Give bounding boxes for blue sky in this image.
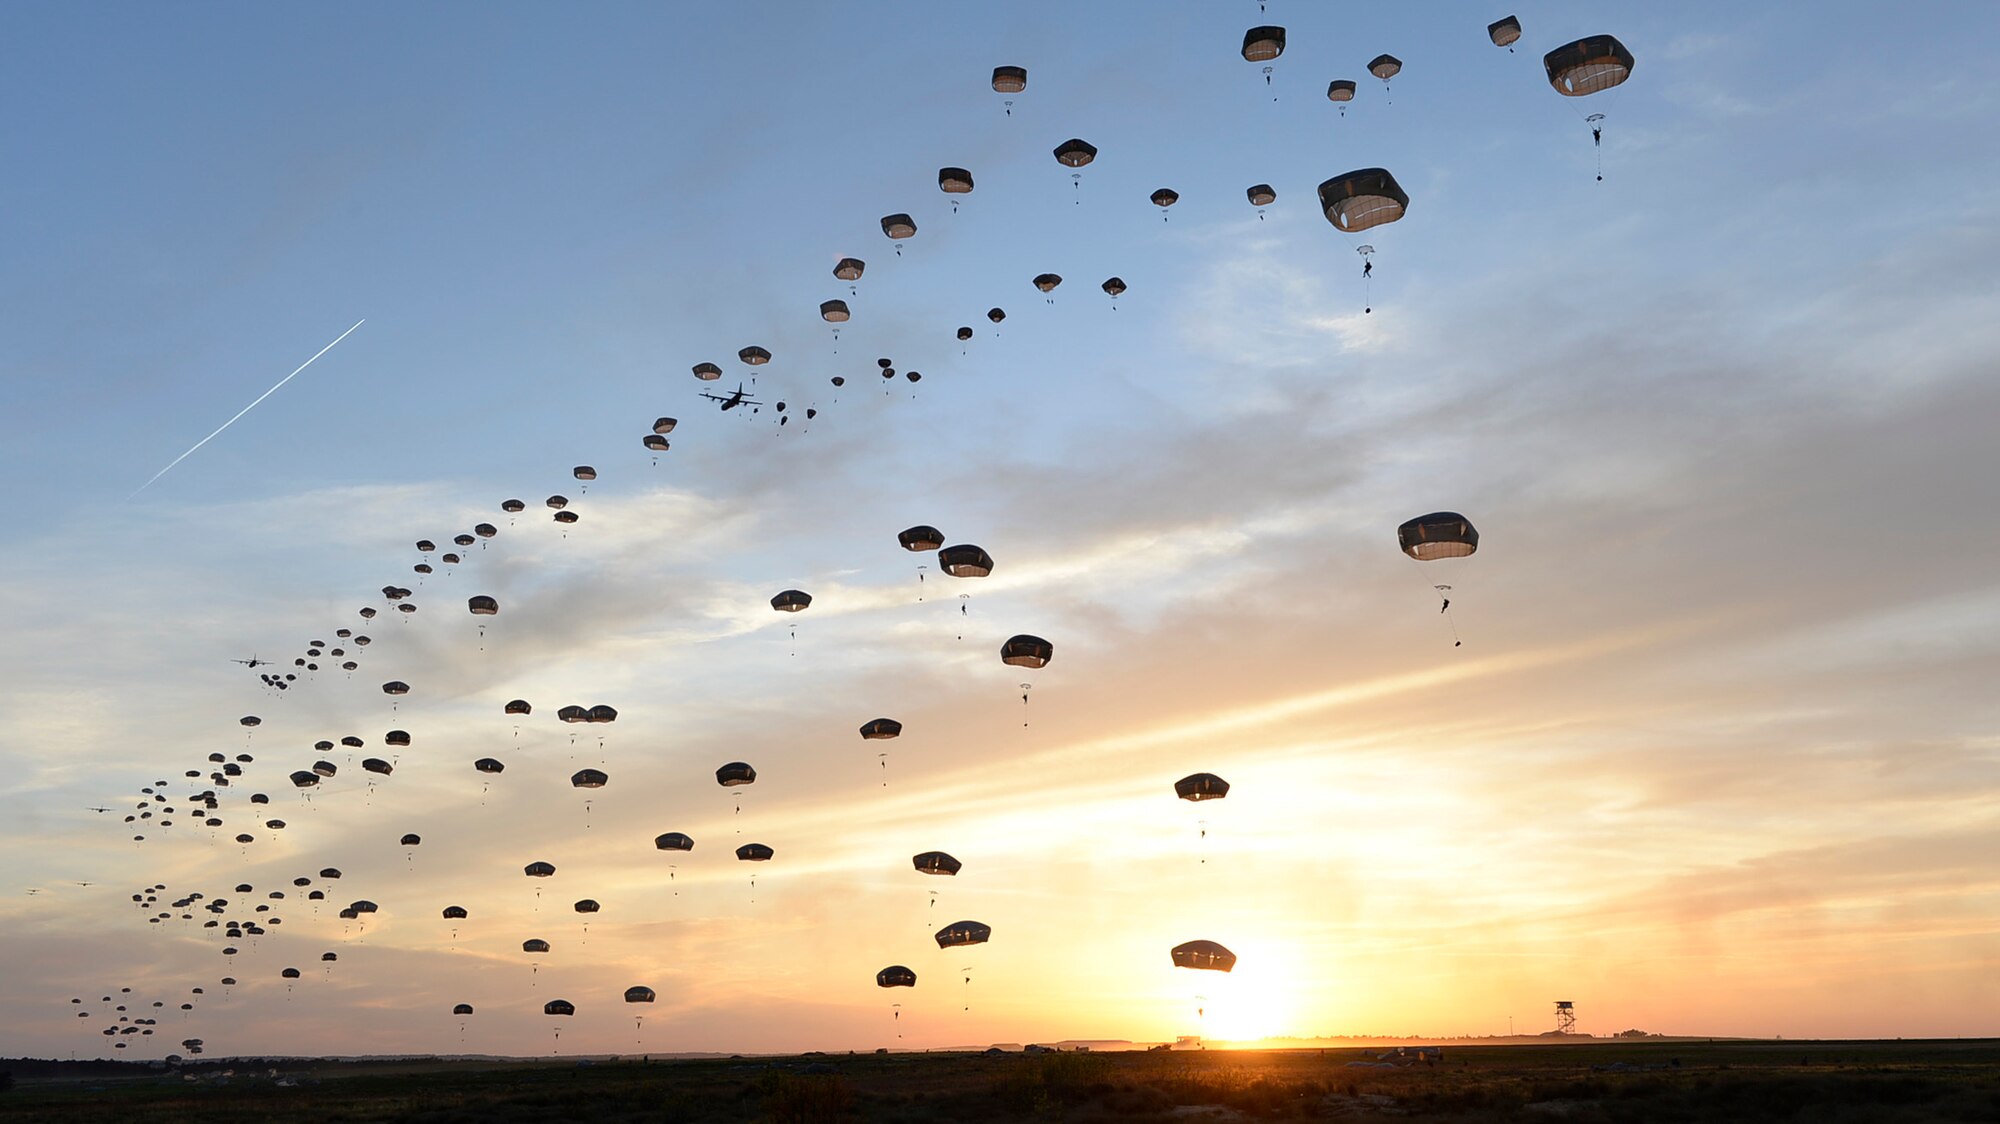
[5,2,2000,1058]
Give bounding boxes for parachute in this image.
[1247,184,1276,207]
[380,681,409,696]
[624,986,655,1003]
[442,906,468,919]
[1151,187,1180,220]
[1053,139,1097,167]
[543,999,573,1016]
[913,851,962,876]
[934,920,991,948]
[505,699,532,716]
[1397,512,1478,559]
[1000,635,1054,668]
[1327,79,1357,103]
[501,499,525,513]
[523,939,550,953]
[1101,277,1127,299]
[1171,940,1237,972]
[1242,25,1285,63]
[819,299,850,323]
[1489,15,1522,49]
[859,718,903,740]
[738,346,771,366]
[957,326,974,342]
[453,1003,474,1015]
[652,417,677,435]
[877,966,916,988]
[572,465,596,481]
[1368,54,1402,81]
[654,832,694,851]
[736,843,774,861]
[1175,773,1231,801]
[1032,274,1062,303]
[938,544,994,577]
[366,760,394,776]
[692,362,722,381]
[239,715,261,728]
[991,65,1026,93]
[987,307,1006,324]
[881,213,917,240]
[1544,34,1634,96]
[573,899,600,914]
[643,434,669,453]
[716,762,757,786]
[1318,169,1408,232]
[770,590,812,612]
[524,861,556,877]
[899,525,944,552]
[938,167,974,195]
[570,769,608,789]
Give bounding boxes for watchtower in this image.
[1554,1000,1577,1035]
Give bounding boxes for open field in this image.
[6,1040,2000,1122]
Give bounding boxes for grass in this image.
[5,1040,2000,1122]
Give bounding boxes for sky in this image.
[4,0,2000,1059]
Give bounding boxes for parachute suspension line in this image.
[1357,245,1376,314]
[916,564,927,601]
[1403,556,1463,648]
[962,966,974,1011]
[1072,173,1081,204]
[956,593,971,640]
[1588,114,1606,181]
[879,751,889,787]
[1020,683,1033,727]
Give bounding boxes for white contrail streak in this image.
[131,319,365,497]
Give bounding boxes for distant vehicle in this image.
[700,383,762,412]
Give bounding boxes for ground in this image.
[5,1040,2000,1122]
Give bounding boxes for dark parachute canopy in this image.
[738,346,771,366]
[524,861,556,877]
[1397,512,1479,560]
[1150,187,1180,209]
[1544,34,1634,96]
[1368,53,1402,80]
[1241,25,1285,62]
[956,326,974,341]
[573,899,600,914]
[543,999,574,1016]
[736,843,774,861]
[938,167,973,194]
[1032,273,1062,293]
[1175,773,1231,801]
[281,968,301,979]
[859,718,903,740]
[523,939,550,953]
[474,757,505,774]
[1101,277,1127,298]
[1327,79,1356,102]
[365,759,394,776]
[692,361,723,381]
[880,213,917,240]
[289,771,319,789]
[588,704,619,723]
[819,299,850,323]
[716,762,757,786]
[938,544,994,577]
[385,730,411,747]
[1001,635,1054,668]
[833,257,865,282]
[877,966,917,988]
[913,851,962,876]
[453,1003,474,1015]
[239,715,261,728]
[991,65,1026,93]
[1488,15,1522,48]
[501,498,526,513]
[1171,940,1238,972]
[654,832,694,851]
[1318,168,1408,232]
[624,986,656,1003]
[442,905,468,919]
[987,307,1006,323]
[643,434,669,452]
[898,525,944,552]
[1053,139,1097,168]
[572,465,596,481]
[381,681,409,697]
[652,417,677,435]
[468,595,499,616]
[1247,184,1276,207]
[770,589,812,612]
[934,920,992,948]
[571,769,608,789]
[505,699,532,715]
[558,705,589,723]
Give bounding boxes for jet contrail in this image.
[131,319,365,497]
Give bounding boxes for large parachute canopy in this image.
[692,362,722,381]
[467,595,499,617]
[880,214,917,240]
[770,589,812,612]
[543,999,574,1016]
[1488,15,1522,48]
[570,769,608,789]
[624,986,656,1003]
[655,832,694,851]
[524,861,556,878]
[833,257,866,282]
[877,966,916,988]
[935,920,992,948]
[938,167,974,194]
[1171,940,1238,972]
[1175,773,1231,801]
[819,299,850,323]
[1318,168,1408,232]
[442,906,468,919]
[1247,184,1276,206]
[899,525,944,552]
[1397,512,1479,559]
[716,762,757,787]
[1544,34,1634,96]
[736,843,774,861]
[1368,54,1402,80]
[860,718,903,740]
[1053,139,1097,168]
[938,544,994,577]
[1241,26,1285,62]
[738,346,771,366]
[913,851,962,876]
[1001,635,1054,668]
[1327,79,1357,102]
[505,699,533,716]
[474,757,505,774]
[991,65,1026,93]
[453,1003,474,1015]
